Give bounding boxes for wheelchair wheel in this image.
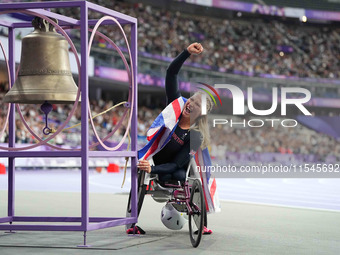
[188,179,205,248]
[126,171,147,228]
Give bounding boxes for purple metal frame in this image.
[0,1,138,246]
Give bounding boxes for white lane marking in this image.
[216,186,340,199]
[218,193,340,207]
[220,199,340,213]
[318,179,340,185]
[216,179,340,194]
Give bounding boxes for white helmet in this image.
[161,203,187,230]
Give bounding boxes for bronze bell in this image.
[3,17,80,104]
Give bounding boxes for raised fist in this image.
[187,42,203,55]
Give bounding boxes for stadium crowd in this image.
[210,118,340,162]
[1,1,339,79]
[54,1,340,79]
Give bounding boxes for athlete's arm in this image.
[165,43,203,105]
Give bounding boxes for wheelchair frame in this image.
[127,156,206,248]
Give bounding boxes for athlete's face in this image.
[182,94,202,123]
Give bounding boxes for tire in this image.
[188,179,205,248]
[126,171,147,229]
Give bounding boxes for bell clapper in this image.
[40,101,53,135]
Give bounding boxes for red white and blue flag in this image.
[138,96,187,160]
[195,148,221,213]
[138,96,220,213]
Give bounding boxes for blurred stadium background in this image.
[0,0,340,210]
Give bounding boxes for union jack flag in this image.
[138,96,220,213]
[195,148,221,213]
[138,96,187,160]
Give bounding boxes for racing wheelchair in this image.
[126,156,206,248]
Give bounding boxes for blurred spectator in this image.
[55,1,340,79]
[3,1,340,78]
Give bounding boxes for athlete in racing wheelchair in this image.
[126,42,214,247]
